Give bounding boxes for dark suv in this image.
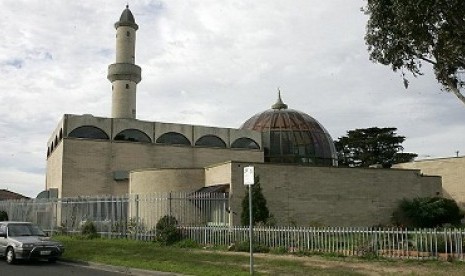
[0,221,64,264]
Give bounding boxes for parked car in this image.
[0,221,64,264]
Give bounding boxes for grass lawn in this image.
[55,236,465,275]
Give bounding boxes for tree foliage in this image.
[335,127,417,168]
[156,215,181,245]
[392,197,464,228]
[241,176,271,226]
[363,0,465,104]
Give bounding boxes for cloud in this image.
[1,0,465,197]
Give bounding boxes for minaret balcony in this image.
[107,63,142,83]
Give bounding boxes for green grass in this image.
[55,236,465,276]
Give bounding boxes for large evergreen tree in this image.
[335,127,417,168]
[241,176,271,226]
[363,0,465,104]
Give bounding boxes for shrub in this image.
[173,239,199,248]
[241,175,272,226]
[0,211,8,221]
[392,197,464,228]
[81,221,99,239]
[155,215,180,245]
[234,241,270,253]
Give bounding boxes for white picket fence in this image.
[180,226,465,261]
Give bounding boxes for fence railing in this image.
[180,226,465,261]
[0,192,229,233]
[1,195,465,261]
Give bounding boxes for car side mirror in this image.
[0,233,6,238]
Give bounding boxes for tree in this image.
[392,197,464,228]
[335,127,417,168]
[363,0,465,104]
[241,176,271,226]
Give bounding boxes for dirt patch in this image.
[201,250,465,275]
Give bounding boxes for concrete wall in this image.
[45,142,64,198]
[205,162,232,186]
[51,138,263,197]
[45,114,264,197]
[130,168,205,193]
[225,162,441,227]
[394,157,465,209]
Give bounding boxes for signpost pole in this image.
[243,165,255,276]
[249,184,253,276]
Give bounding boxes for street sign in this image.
[243,166,255,185]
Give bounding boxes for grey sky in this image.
[1,0,464,197]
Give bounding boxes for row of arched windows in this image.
[47,126,260,157]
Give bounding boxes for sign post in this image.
[243,166,255,275]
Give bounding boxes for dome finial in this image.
[272,88,288,110]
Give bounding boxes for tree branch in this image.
[419,56,437,65]
[446,79,465,105]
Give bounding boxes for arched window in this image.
[156,132,191,146]
[114,129,151,143]
[231,137,260,149]
[69,126,109,140]
[195,135,226,148]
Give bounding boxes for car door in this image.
[0,224,7,256]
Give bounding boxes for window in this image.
[231,137,260,149]
[114,129,151,143]
[156,132,191,146]
[195,135,226,148]
[126,84,129,89]
[69,126,109,140]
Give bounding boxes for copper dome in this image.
[241,92,337,166]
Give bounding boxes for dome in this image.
[240,92,337,166]
[115,5,139,30]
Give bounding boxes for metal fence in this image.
[1,194,465,261]
[0,192,229,235]
[180,226,465,261]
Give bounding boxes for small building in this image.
[0,189,29,201]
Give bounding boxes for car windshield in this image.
[8,224,46,237]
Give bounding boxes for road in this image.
[0,260,127,275]
[0,259,182,275]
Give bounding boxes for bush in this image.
[0,211,8,221]
[173,239,199,248]
[234,241,270,253]
[241,175,272,226]
[155,215,180,245]
[81,221,99,239]
[392,197,464,228]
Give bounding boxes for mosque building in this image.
[44,6,441,227]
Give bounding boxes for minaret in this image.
[107,5,141,119]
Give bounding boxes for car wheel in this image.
[6,247,15,264]
[48,257,57,263]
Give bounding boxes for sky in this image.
[1,0,464,197]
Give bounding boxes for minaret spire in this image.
[107,5,141,119]
[271,88,288,110]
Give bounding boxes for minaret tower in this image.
[107,5,141,119]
